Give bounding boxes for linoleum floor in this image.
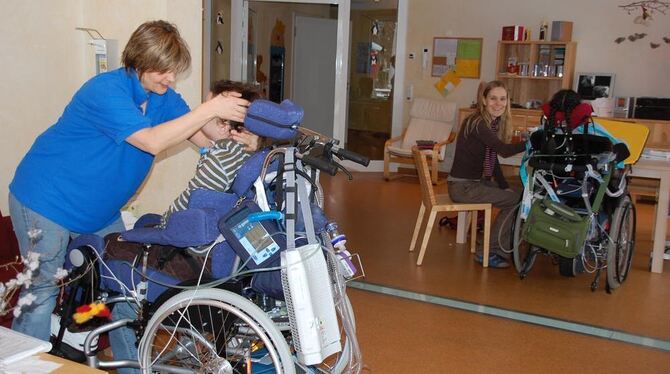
[321,172,670,373]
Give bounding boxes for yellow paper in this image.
[434,70,461,96]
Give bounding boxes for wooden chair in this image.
[409,147,492,267]
[384,97,456,184]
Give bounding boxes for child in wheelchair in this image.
[514,89,636,292]
[54,94,367,373]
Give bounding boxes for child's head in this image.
[543,89,592,130]
[203,80,261,140]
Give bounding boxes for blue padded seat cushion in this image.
[244,99,303,140]
[188,189,239,218]
[120,208,220,247]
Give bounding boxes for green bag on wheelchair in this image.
[522,198,590,258]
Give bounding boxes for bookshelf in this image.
[495,40,577,106]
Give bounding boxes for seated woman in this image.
[448,80,526,268]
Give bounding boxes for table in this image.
[12,353,106,373]
[495,155,670,273]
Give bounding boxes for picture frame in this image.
[574,72,615,100]
[431,37,483,78]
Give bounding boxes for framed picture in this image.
[432,37,483,78]
[574,72,615,100]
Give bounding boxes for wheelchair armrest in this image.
[121,208,220,248]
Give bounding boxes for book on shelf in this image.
[502,25,525,41]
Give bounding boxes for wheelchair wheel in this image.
[606,195,636,289]
[512,208,537,277]
[138,288,294,374]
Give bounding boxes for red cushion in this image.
[541,102,594,130]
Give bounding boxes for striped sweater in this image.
[161,139,251,227]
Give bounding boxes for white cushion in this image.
[388,145,444,160]
[400,117,453,159]
[409,98,457,123]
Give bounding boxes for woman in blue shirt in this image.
[7,20,258,351]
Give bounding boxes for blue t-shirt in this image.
[10,68,190,233]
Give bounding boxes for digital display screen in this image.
[225,205,280,265]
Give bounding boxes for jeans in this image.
[109,302,141,374]
[8,193,125,340]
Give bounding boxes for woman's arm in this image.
[189,130,213,148]
[126,93,248,155]
[476,121,526,157]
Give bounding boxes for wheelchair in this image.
[49,99,370,373]
[511,118,640,292]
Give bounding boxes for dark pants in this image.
[447,180,520,259]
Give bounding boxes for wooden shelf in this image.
[496,74,564,80]
[495,40,577,105]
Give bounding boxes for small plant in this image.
[0,228,72,319]
[0,228,42,318]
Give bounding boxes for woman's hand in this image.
[206,91,249,123]
[231,128,260,152]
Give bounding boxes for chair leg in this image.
[383,149,391,180]
[416,209,437,265]
[456,211,471,244]
[431,153,439,184]
[482,208,492,268]
[470,210,478,254]
[409,203,426,252]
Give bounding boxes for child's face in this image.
[202,118,233,141]
[201,91,235,141]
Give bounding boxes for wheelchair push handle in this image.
[300,154,339,176]
[332,146,370,167]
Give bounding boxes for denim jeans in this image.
[8,193,125,340]
[109,302,141,374]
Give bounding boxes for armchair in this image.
[383,97,457,184]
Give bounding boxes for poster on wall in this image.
[431,37,482,78]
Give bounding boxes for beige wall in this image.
[0,1,203,215]
[403,0,670,121]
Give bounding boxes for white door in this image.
[291,16,337,138]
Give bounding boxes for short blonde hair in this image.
[122,20,191,76]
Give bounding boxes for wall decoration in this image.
[271,20,286,47]
[215,41,223,55]
[619,1,669,25]
[616,1,669,48]
[216,11,224,25]
[434,70,461,97]
[431,37,482,79]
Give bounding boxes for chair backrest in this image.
[413,147,437,208]
[402,98,456,157]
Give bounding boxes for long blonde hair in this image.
[461,80,512,139]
